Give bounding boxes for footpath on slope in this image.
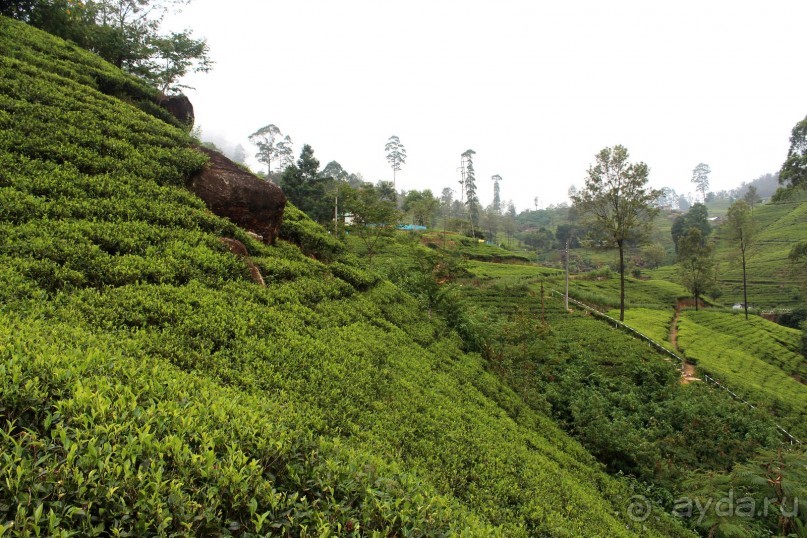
[670,301,700,384]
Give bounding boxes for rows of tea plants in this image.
[676,310,807,439]
[605,307,677,351]
[0,17,691,536]
[569,275,688,309]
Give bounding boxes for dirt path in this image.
[670,302,700,384]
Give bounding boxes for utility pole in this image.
[334,189,339,235]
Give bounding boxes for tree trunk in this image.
[618,240,625,322]
[742,246,748,320]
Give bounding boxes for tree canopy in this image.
[779,114,807,190]
[572,145,659,321]
[671,203,710,253]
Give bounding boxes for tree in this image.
[346,183,400,260]
[231,143,246,165]
[402,190,439,227]
[671,203,711,253]
[279,144,331,222]
[275,135,294,171]
[572,145,660,321]
[725,200,756,320]
[461,149,479,234]
[691,163,711,202]
[743,185,761,210]
[504,201,516,246]
[491,174,503,213]
[677,228,715,310]
[249,124,280,173]
[384,135,406,189]
[249,124,293,175]
[321,161,349,234]
[779,114,807,190]
[136,29,212,94]
[642,242,666,269]
[439,188,454,226]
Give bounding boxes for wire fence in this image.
[552,289,802,446]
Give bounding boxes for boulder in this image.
[189,147,287,244]
[159,94,195,127]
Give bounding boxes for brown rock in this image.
[159,94,195,127]
[189,147,287,244]
[219,237,265,286]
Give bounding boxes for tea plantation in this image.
[1,17,697,536]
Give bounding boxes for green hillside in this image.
[710,195,807,308]
[0,17,694,537]
[676,310,807,439]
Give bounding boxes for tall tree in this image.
[384,135,406,189]
[275,135,295,171]
[491,174,503,213]
[440,187,454,231]
[691,163,711,202]
[249,124,280,174]
[743,185,760,210]
[725,200,756,320]
[462,149,479,234]
[572,145,660,321]
[779,114,807,190]
[677,227,715,310]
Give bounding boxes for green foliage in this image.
[676,310,807,439]
[344,183,401,260]
[779,114,807,191]
[677,227,717,307]
[279,144,333,223]
[671,203,711,253]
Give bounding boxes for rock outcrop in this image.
[159,94,195,127]
[189,147,287,244]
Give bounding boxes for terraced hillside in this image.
[676,310,807,440]
[0,17,693,536]
[711,195,807,308]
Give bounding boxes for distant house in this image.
[397,224,427,231]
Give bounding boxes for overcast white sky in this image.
[165,0,807,211]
